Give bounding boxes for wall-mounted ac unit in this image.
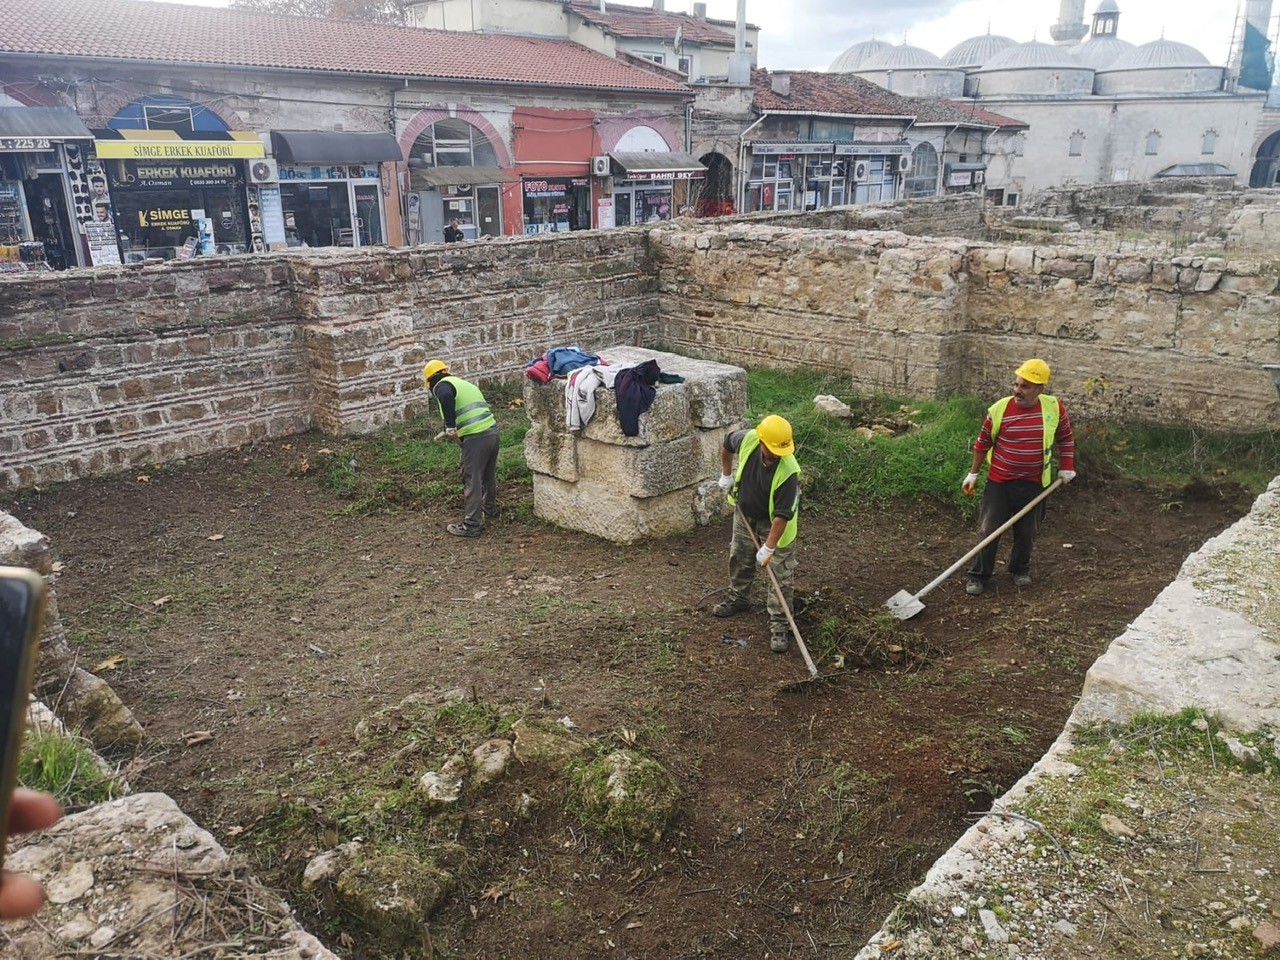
[591,155,611,177]
[248,159,279,185]
[852,160,869,182]
[973,169,986,185]
[897,154,911,173]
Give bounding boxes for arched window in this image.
[1201,129,1217,155]
[1145,130,1161,156]
[411,118,498,168]
[903,142,939,198]
[1068,130,1085,157]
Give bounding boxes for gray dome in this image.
[1095,0,1120,12]
[1104,37,1211,70]
[981,39,1090,70]
[943,33,1017,68]
[829,39,894,72]
[859,43,946,70]
[1072,35,1135,69]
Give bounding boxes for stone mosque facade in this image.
[829,0,1275,198]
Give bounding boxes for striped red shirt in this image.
[974,398,1075,483]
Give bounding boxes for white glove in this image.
[962,472,980,495]
[756,544,775,567]
[717,473,733,491]
[445,427,459,442]
[1059,470,1076,484]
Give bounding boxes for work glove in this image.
[717,473,733,491]
[756,544,775,567]
[962,472,980,496]
[445,427,459,442]
[1059,470,1076,484]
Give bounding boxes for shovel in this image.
[884,478,1064,621]
[735,507,821,686]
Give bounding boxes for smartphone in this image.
[0,566,46,868]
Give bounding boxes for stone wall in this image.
[0,231,655,489]
[737,193,988,241]
[1011,179,1247,238]
[651,221,1280,429]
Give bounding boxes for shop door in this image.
[476,187,500,237]
[352,182,384,246]
[24,174,77,269]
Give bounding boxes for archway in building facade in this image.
[697,151,734,217]
[1250,128,1280,187]
[405,114,508,241]
[904,142,940,198]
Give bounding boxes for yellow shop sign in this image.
[96,140,265,160]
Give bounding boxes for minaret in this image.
[1229,0,1274,90]
[1050,0,1088,44]
[1090,0,1120,37]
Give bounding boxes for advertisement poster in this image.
[83,221,121,266]
[596,197,614,230]
[257,185,287,247]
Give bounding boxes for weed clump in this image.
[566,749,680,844]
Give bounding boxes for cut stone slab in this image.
[336,854,454,955]
[596,346,748,429]
[512,716,588,765]
[533,472,718,544]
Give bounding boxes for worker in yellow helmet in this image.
[422,359,500,538]
[712,414,801,653]
[961,358,1076,595]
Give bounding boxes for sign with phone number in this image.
[0,137,53,151]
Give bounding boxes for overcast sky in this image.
[137,0,1243,71]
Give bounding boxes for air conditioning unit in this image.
[591,155,612,177]
[897,154,911,173]
[248,159,279,185]
[973,169,986,185]
[852,160,869,182]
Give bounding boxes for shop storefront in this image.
[607,151,706,227]
[270,131,403,249]
[93,127,265,262]
[0,106,99,271]
[745,141,910,212]
[521,177,591,234]
[407,166,510,244]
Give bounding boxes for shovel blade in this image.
[884,589,925,620]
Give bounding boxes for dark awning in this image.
[0,107,93,148]
[409,166,515,190]
[946,161,988,172]
[610,151,706,180]
[1154,163,1236,178]
[270,130,403,164]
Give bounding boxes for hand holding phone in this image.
[0,566,62,920]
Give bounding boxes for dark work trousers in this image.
[459,425,500,531]
[968,478,1046,581]
[727,510,797,638]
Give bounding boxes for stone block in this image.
[524,422,578,482]
[579,382,690,447]
[533,473,715,543]
[596,346,747,428]
[576,427,727,499]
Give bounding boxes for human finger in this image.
[0,870,46,919]
[7,790,61,835]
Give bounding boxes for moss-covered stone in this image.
[568,749,680,843]
[511,717,588,766]
[335,854,454,953]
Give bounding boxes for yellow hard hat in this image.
[1015,358,1050,385]
[422,359,449,385]
[756,414,794,457]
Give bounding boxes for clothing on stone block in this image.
[614,359,661,436]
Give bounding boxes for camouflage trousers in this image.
[727,510,797,637]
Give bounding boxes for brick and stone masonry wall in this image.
[739,193,988,241]
[651,221,1280,429]
[0,230,657,489]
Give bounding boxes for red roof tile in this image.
[565,1,745,45]
[943,100,1029,129]
[751,69,920,117]
[0,0,691,94]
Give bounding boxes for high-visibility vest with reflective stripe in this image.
[727,429,801,548]
[988,394,1060,487]
[437,376,496,437]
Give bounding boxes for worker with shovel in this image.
[423,359,500,538]
[712,415,801,653]
[961,358,1075,595]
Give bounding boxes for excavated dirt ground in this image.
[3,436,1250,959]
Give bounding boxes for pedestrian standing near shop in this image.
[423,359,500,538]
[443,219,464,243]
[712,415,801,653]
[961,358,1076,595]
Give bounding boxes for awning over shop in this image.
[270,130,403,165]
[610,151,706,180]
[0,107,93,150]
[1154,163,1236,178]
[92,128,265,160]
[409,166,515,190]
[945,161,988,172]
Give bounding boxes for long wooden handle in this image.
[914,477,1064,602]
[736,508,819,679]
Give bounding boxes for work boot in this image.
[447,523,482,538]
[770,632,790,653]
[1012,572,1033,588]
[712,596,750,617]
[965,577,985,596]
[484,506,502,519]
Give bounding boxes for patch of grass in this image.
[18,727,120,810]
[1074,422,1280,495]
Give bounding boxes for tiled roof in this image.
[752,69,922,117]
[0,0,691,94]
[941,100,1029,129]
[565,1,742,45]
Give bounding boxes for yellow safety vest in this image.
[727,430,801,548]
[988,394,1060,487]
[436,376,496,437]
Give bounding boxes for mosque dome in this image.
[1104,37,1211,70]
[1071,34,1135,69]
[943,33,1018,69]
[859,43,946,70]
[982,39,1085,70]
[829,39,894,72]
